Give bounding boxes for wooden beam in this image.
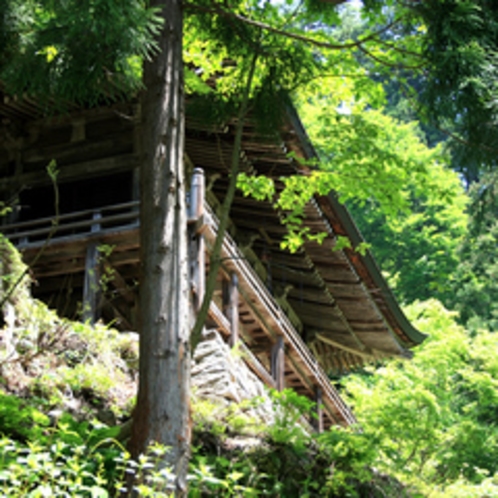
[315,332,376,360]
[314,387,324,433]
[103,262,136,306]
[223,273,239,347]
[101,298,134,331]
[71,117,86,142]
[271,336,285,391]
[0,154,138,190]
[82,242,100,325]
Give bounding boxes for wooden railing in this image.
[203,204,357,427]
[209,300,277,389]
[1,201,139,247]
[2,186,356,427]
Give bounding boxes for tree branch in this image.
[190,50,260,351]
[358,44,425,70]
[185,2,403,52]
[374,37,425,59]
[0,162,60,311]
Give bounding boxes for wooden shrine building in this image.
[0,94,426,430]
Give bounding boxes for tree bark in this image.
[129,0,191,493]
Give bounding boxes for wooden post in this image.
[91,211,102,233]
[132,168,140,202]
[271,336,285,391]
[223,273,239,347]
[189,168,205,221]
[82,242,100,324]
[189,168,205,312]
[314,386,324,433]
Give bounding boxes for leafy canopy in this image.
[0,0,160,104]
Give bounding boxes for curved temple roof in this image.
[287,103,426,348]
[186,101,426,373]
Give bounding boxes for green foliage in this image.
[297,91,449,216]
[237,173,275,202]
[239,82,458,254]
[349,158,468,306]
[448,171,498,331]
[188,388,398,497]
[0,393,49,443]
[0,421,175,497]
[266,388,315,450]
[417,0,498,172]
[0,241,137,419]
[345,299,498,495]
[453,220,498,332]
[0,384,391,497]
[0,0,161,105]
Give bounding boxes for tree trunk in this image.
[130,0,191,493]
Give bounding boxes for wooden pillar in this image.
[189,168,205,313]
[223,273,239,347]
[132,167,140,202]
[82,242,100,325]
[189,167,205,221]
[314,386,324,433]
[271,336,285,391]
[91,211,101,233]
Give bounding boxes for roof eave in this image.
[284,102,427,349]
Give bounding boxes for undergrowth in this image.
[0,236,406,496]
[0,388,405,497]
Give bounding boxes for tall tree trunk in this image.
[130,0,191,493]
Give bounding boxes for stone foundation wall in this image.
[192,330,275,425]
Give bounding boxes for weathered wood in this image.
[82,242,100,325]
[23,131,133,164]
[271,336,285,391]
[7,210,138,242]
[208,300,276,388]
[223,273,239,347]
[189,232,205,313]
[315,332,377,359]
[71,117,86,142]
[189,168,205,221]
[90,211,101,233]
[104,262,136,306]
[1,201,139,232]
[101,298,134,331]
[129,1,190,492]
[203,208,356,425]
[0,154,138,190]
[188,168,206,313]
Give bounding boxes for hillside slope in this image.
[0,236,407,497]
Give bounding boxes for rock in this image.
[192,330,275,425]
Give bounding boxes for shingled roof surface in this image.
[185,102,426,373]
